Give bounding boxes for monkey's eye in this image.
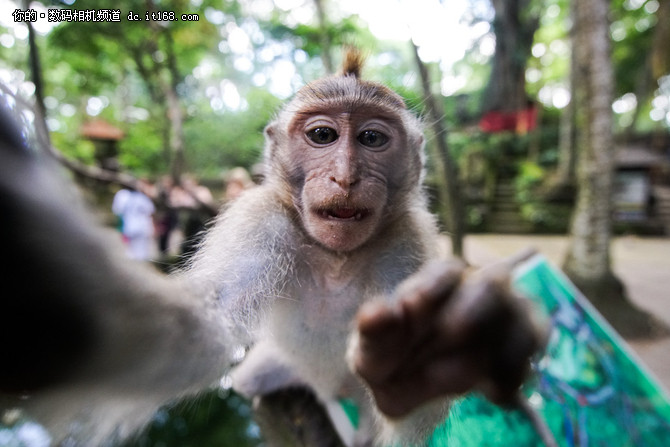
[306,127,338,145]
[358,130,389,148]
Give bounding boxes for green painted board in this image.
[426,254,670,447]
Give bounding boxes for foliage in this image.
[2,0,666,184]
[184,87,282,176]
[525,0,571,101]
[610,0,657,95]
[527,0,669,132]
[285,16,366,60]
[120,117,167,175]
[516,160,545,200]
[515,161,570,233]
[442,90,486,126]
[39,0,238,178]
[119,390,262,447]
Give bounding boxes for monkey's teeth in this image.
[319,208,366,221]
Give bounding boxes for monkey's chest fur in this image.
[231,211,431,402]
[265,251,384,398]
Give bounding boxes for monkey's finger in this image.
[486,303,544,396]
[437,275,513,348]
[356,300,403,338]
[395,259,465,336]
[476,247,538,277]
[478,373,528,407]
[355,260,468,386]
[498,246,537,269]
[369,353,480,418]
[444,246,536,332]
[354,302,407,383]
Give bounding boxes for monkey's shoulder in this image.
[184,186,299,294]
[206,186,299,248]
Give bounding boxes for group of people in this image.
[111,168,254,261]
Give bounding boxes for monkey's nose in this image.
[329,175,358,191]
[329,160,359,190]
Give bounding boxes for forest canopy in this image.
[1,0,667,181]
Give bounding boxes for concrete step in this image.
[490,210,525,220]
[492,202,521,212]
[494,188,516,196]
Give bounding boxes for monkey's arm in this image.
[181,185,297,343]
[348,258,547,444]
[0,115,231,444]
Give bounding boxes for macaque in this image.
[0,50,544,446]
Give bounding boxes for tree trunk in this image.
[411,42,465,257]
[625,0,670,139]
[563,0,664,339]
[23,0,51,152]
[164,29,186,184]
[563,0,615,284]
[140,0,186,184]
[482,0,539,114]
[651,0,670,81]
[16,16,146,194]
[313,0,334,74]
[556,39,577,186]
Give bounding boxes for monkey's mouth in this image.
[316,207,370,222]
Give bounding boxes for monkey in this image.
[0,49,545,446]
[0,100,232,444]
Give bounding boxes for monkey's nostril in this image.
[330,176,358,189]
[330,177,348,190]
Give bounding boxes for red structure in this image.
[479,104,538,134]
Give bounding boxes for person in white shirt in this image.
[112,182,155,260]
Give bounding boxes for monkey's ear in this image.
[264,122,279,153]
[263,121,280,162]
[264,122,276,140]
[409,132,425,153]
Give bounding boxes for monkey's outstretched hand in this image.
[349,255,546,418]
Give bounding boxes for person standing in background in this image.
[170,175,215,259]
[112,179,156,261]
[154,176,179,257]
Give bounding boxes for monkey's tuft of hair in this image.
[341,47,366,79]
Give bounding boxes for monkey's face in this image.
[286,108,412,252]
